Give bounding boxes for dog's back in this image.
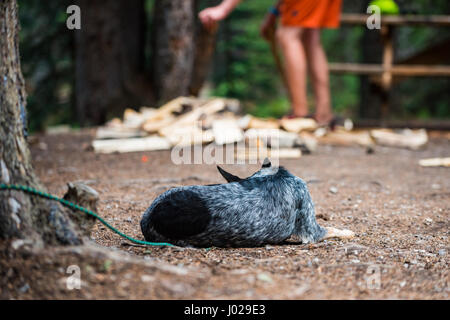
[140,166,301,247]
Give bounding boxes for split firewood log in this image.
[280,118,318,133]
[212,119,244,145]
[370,129,428,150]
[92,136,171,153]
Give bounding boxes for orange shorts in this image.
[280,0,343,29]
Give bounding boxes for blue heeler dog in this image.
[140,159,354,247]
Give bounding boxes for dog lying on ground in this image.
[140,159,354,247]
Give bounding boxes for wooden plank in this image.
[381,25,393,90]
[212,119,244,145]
[143,96,196,124]
[92,136,171,154]
[299,132,319,152]
[245,128,300,148]
[340,14,450,26]
[248,116,280,129]
[280,118,318,133]
[159,98,226,137]
[318,130,374,147]
[329,63,382,75]
[236,147,302,161]
[270,148,302,159]
[96,127,147,139]
[163,125,214,147]
[370,128,428,149]
[419,157,450,167]
[380,24,394,116]
[142,115,176,133]
[390,65,450,76]
[329,63,450,76]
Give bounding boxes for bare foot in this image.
[323,227,355,240]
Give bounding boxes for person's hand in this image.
[260,13,277,41]
[199,6,228,31]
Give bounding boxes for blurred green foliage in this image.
[17,0,450,132]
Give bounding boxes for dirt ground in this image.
[1,129,449,299]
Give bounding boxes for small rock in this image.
[141,275,154,282]
[257,273,273,283]
[38,142,48,151]
[438,249,446,256]
[19,283,30,293]
[11,239,33,250]
[11,239,26,250]
[288,284,310,297]
[399,281,407,288]
[329,187,338,194]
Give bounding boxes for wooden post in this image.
[380,24,393,118]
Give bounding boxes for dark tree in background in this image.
[152,0,196,102]
[75,0,218,126]
[0,0,85,246]
[75,0,153,125]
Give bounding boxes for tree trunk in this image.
[0,0,83,246]
[75,0,219,122]
[152,0,196,103]
[359,0,382,119]
[188,0,220,96]
[75,0,154,126]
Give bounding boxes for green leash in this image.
[0,183,175,247]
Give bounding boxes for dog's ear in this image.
[261,158,271,168]
[217,166,242,183]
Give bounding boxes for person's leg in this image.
[302,28,333,124]
[276,25,308,117]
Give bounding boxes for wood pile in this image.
[92,96,429,159]
[92,96,318,159]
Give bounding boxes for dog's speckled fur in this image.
[140,161,327,247]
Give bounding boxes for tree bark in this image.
[188,0,220,96]
[152,0,196,103]
[75,0,154,126]
[75,0,219,122]
[0,0,84,246]
[188,20,218,96]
